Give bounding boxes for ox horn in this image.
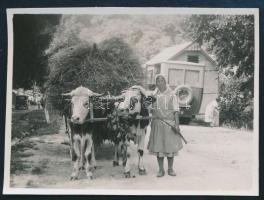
[61,92,72,96]
[114,94,125,100]
[100,94,124,101]
[91,92,103,96]
[111,95,125,101]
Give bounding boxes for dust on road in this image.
[10,123,254,192]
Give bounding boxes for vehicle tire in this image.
[174,85,193,105]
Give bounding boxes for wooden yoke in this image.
[89,101,94,122]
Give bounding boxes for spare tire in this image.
[174,85,193,105]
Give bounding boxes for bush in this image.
[217,74,253,129]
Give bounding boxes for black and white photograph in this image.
[4,8,259,195]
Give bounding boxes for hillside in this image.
[46,14,190,64]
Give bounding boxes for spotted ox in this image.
[116,87,155,177]
[62,86,104,180]
[62,86,123,180]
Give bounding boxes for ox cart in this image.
[61,87,187,180]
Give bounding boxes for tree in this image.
[162,23,181,44]
[45,15,83,56]
[185,15,254,128]
[13,14,61,89]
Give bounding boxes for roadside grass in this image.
[11,109,61,175]
[12,109,60,139]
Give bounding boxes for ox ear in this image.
[99,94,125,102]
[139,90,146,98]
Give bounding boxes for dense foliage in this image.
[186,15,254,128]
[218,74,253,129]
[45,37,143,110]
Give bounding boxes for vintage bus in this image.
[145,41,219,124]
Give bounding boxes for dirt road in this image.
[10,123,254,192]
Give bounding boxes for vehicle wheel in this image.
[174,85,193,105]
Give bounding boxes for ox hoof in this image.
[86,172,94,179]
[139,168,147,175]
[122,160,127,167]
[124,171,131,178]
[113,161,119,167]
[89,166,96,172]
[70,176,78,180]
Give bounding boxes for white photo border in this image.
[4,7,259,196]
